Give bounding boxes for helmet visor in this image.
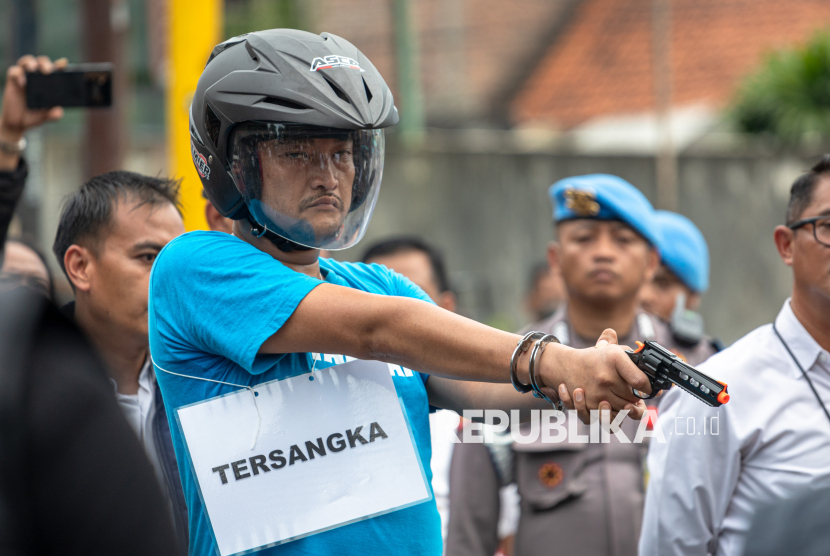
[229,122,385,250]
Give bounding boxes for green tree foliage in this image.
[731,30,830,145]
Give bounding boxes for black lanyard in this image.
[772,323,830,425]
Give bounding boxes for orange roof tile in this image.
[512,0,830,129]
[309,0,574,123]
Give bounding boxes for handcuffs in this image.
[510,331,565,411]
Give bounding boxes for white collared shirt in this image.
[114,359,165,489]
[640,300,830,556]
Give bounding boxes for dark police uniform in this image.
[446,175,713,556]
[447,306,686,556]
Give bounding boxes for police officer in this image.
[447,174,686,556]
[640,210,721,365]
[148,31,652,556]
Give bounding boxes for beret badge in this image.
[564,189,600,217]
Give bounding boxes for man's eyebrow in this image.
[131,241,165,251]
[610,220,635,231]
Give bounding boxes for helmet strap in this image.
[247,217,313,253]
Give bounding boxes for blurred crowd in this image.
[2,49,830,556]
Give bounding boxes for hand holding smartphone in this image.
[25,63,113,109]
[1,55,71,168]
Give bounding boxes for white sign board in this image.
[176,359,431,555]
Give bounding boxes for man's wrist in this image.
[0,124,24,145]
[516,349,532,385]
[537,343,569,390]
[0,125,24,170]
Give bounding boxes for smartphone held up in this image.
[25,63,113,109]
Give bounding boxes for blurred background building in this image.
[3,0,830,342]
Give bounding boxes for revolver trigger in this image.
[633,380,660,400]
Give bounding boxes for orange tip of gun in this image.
[717,390,730,404]
[634,341,645,353]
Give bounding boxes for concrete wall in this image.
[343,147,807,345]
[25,133,809,344]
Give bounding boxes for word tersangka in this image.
[211,422,388,485]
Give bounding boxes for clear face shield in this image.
[229,123,385,250]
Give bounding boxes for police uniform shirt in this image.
[513,304,678,556]
[640,300,830,556]
[447,304,683,556]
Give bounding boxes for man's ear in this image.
[64,244,94,292]
[644,247,660,280]
[547,241,560,275]
[438,291,457,313]
[773,225,795,266]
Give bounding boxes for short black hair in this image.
[53,171,181,276]
[361,236,451,293]
[787,155,830,224]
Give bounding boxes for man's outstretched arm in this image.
[260,283,651,413]
[426,329,646,419]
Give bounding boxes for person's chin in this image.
[644,305,671,321]
[311,221,343,243]
[583,276,622,291]
[581,285,625,303]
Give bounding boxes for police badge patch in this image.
[539,462,564,488]
[564,189,600,217]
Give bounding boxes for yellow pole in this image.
[167,0,223,231]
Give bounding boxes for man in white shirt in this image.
[640,155,830,556]
[52,171,188,553]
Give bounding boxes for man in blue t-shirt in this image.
[150,29,652,556]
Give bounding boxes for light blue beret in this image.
[548,174,662,248]
[653,210,709,293]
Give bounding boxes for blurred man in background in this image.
[448,175,681,556]
[524,260,566,323]
[0,238,53,297]
[361,236,459,540]
[0,288,180,556]
[362,236,457,312]
[0,54,178,556]
[640,210,721,364]
[640,156,830,556]
[52,171,188,554]
[742,485,830,556]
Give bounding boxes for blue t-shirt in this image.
[149,231,442,556]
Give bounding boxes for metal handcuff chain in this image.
[529,334,565,411]
[510,331,545,394]
[773,323,830,426]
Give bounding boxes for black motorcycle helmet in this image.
[190,29,399,251]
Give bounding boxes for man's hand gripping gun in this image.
[626,341,730,407]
